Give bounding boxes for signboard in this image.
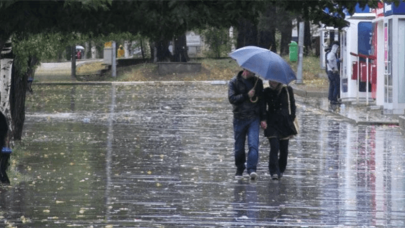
[371,2,384,18]
[354,4,371,13]
[186,32,201,47]
[385,1,405,16]
[324,3,375,18]
[104,41,112,48]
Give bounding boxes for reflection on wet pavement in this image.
[297,95,399,125]
[0,83,404,227]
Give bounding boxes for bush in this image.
[200,27,232,59]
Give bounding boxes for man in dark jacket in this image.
[228,69,267,180]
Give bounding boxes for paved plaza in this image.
[0,82,404,227]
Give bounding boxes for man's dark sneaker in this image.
[235,169,244,179]
[271,174,279,180]
[249,172,258,180]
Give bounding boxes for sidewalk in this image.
[291,83,402,127]
[35,59,104,81]
[34,61,404,128]
[20,81,405,227]
[37,59,102,70]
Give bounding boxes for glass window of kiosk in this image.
[385,20,393,103]
[358,22,373,93]
[398,19,405,103]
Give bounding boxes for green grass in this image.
[35,56,327,84]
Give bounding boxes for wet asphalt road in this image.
[1,82,405,227]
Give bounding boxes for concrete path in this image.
[37,59,103,70]
[0,82,404,227]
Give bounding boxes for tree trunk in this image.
[151,40,172,62]
[71,45,76,80]
[258,5,277,52]
[304,20,312,56]
[84,42,89,60]
[173,34,189,62]
[0,59,13,137]
[150,42,156,62]
[277,7,293,56]
[236,18,258,48]
[279,24,292,55]
[140,40,145,60]
[0,38,13,145]
[10,57,36,140]
[0,40,6,55]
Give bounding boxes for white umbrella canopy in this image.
[76,45,85,50]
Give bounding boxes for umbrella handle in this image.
[253,76,259,89]
[250,77,259,103]
[250,97,258,103]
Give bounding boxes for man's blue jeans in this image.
[327,71,340,102]
[233,117,260,174]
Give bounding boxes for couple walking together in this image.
[228,69,296,180]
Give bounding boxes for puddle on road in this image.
[0,84,404,227]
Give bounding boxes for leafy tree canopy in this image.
[279,0,400,28]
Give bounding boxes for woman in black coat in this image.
[263,81,296,180]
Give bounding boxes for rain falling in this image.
[0,83,404,227]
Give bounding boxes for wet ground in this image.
[1,82,405,227]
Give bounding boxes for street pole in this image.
[229,26,235,51]
[112,41,116,78]
[296,21,304,84]
[71,45,76,81]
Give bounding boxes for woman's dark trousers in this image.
[268,138,289,176]
[0,153,10,184]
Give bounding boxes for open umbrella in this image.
[76,45,85,50]
[229,46,296,84]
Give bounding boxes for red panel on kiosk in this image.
[360,63,376,82]
[352,61,358,80]
[370,63,377,99]
[372,84,377,99]
[360,62,367,82]
[370,64,377,84]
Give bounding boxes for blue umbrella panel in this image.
[230,46,297,84]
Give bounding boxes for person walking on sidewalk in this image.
[228,69,267,180]
[263,81,296,180]
[326,42,341,105]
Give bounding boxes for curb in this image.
[32,81,229,86]
[291,85,328,98]
[399,116,405,129]
[291,85,400,126]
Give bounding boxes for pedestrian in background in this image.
[263,80,296,180]
[76,50,81,59]
[228,69,267,180]
[117,45,125,58]
[326,42,340,105]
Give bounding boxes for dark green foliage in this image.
[201,27,232,58]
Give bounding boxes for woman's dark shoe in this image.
[235,169,244,179]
